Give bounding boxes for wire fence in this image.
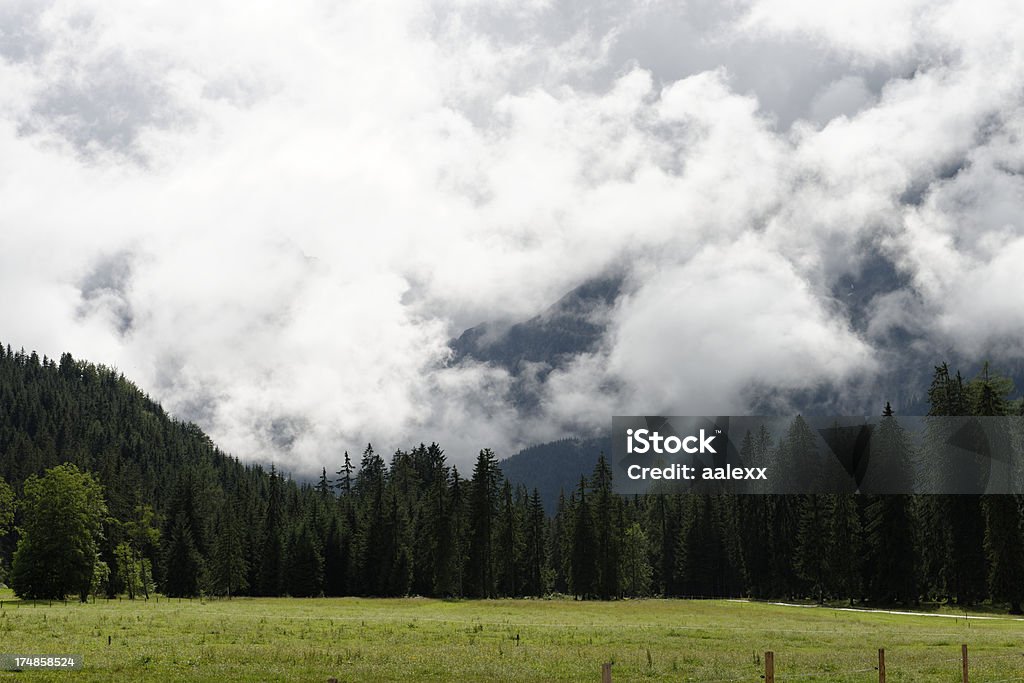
[600,645,1024,682]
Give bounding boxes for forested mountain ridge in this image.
[0,344,251,499]
[3,342,1024,613]
[500,436,610,515]
[0,343,279,597]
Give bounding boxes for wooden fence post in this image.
[765,651,774,683]
[878,648,885,683]
[961,644,968,683]
[601,662,612,683]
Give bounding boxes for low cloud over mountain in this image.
[2,0,1023,472]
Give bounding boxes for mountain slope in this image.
[450,275,622,411]
[500,436,611,515]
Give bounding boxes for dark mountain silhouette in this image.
[499,436,611,515]
[449,274,622,411]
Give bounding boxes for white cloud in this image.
[1,0,1023,473]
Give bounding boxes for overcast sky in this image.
[2,0,1023,474]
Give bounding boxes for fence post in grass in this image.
[601,662,612,683]
[878,648,885,683]
[765,651,775,683]
[961,644,968,683]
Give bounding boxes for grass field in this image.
[2,590,1024,681]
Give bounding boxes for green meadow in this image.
[2,591,1023,681]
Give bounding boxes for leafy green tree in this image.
[0,476,12,585]
[90,560,111,598]
[124,505,160,599]
[11,463,108,601]
[114,542,142,599]
[0,476,12,535]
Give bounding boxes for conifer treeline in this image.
[2,345,1024,610]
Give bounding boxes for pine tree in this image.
[336,451,354,497]
[448,467,468,597]
[676,495,713,596]
[620,522,652,597]
[258,465,286,596]
[466,449,501,598]
[286,518,325,597]
[322,514,346,596]
[981,495,1024,613]
[569,476,597,599]
[970,364,1023,612]
[591,455,620,599]
[382,468,414,596]
[355,444,387,595]
[494,480,521,596]
[650,494,681,596]
[163,514,203,597]
[739,428,774,598]
[863,408,917,604]
[795,495,829,602]
[827,493,862,603]
[522,489,547,597]
[923,364,987,605]
[315,467,333,500]
[969,362,1012,417]
[548,490,570,594]
[210,505,248,597]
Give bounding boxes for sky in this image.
[1,0,1023,474]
